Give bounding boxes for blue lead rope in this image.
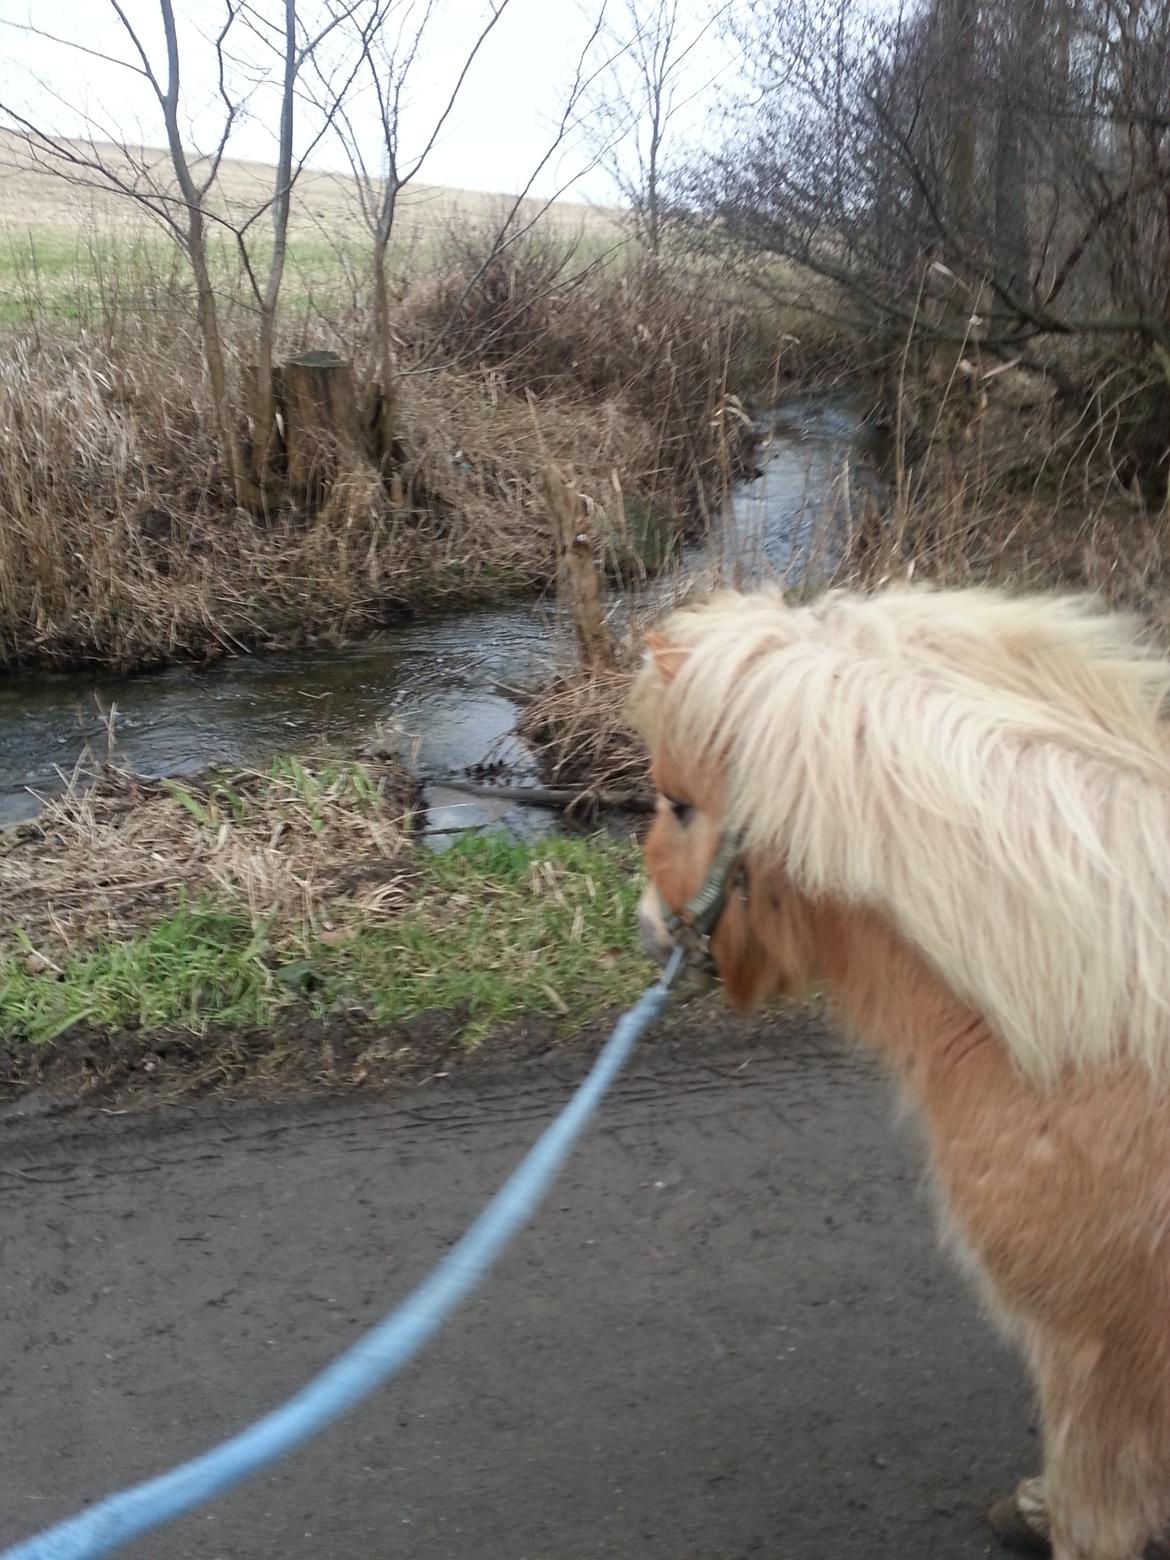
[1,948,684,1560]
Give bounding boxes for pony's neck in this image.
[812,901,1002,1089]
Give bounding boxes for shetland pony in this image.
[630,584,1170,1560]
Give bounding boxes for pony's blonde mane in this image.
[630,584,1170,1082]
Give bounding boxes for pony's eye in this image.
[665,795,694,825]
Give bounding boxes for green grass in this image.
[0,219,622,325]
[0,834,650,1048]
[0,230,146,321]
[0,226,380,323]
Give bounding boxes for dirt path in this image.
[0,1007,1030,1558]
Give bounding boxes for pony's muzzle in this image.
[638,885,675,965]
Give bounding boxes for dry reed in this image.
[520,365,1170,801]
[0,231,793,670]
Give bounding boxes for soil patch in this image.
[0,985,824,1115]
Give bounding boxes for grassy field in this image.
[0,130,622,320]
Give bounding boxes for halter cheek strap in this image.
[658,828,746,970]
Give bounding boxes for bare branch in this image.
[197,0,247,198]
[106,0,164,95]
[399,0,515,185]
[0,20,150,79]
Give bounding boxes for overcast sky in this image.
[0,0,737,205]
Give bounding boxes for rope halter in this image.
[658,828,746,973]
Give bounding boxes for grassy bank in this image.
[0,758,653,1095]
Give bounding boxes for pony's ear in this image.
[643,630,689,684]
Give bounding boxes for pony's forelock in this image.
[637,583,1170,1082]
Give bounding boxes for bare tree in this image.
[304,0,515,465]
[583,0,732,253]
[0,2,254,499]
[991,0,1047,310]
[306,0,620,456]
[683,0,1170,428]
[0,0,360,505]
[224,0,363,496]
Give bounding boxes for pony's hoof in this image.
[986,1493,1051,1555]
[986,1488,1170,1559]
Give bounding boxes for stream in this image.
[0,394,880,838]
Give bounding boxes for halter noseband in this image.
[658,828,746,973]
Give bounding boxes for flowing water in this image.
[0,393,880,837]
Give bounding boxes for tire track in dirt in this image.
[0,1008,1032,1559]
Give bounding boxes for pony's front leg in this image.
[1021,1332,1170,1560]
[990,1458,1154,1560]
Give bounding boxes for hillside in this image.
[0,129,617,250]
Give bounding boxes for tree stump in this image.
[275,349,366,507]
[542,465,615,673]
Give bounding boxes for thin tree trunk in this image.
[187,216,241,504]
[946,0,978,229]
[369,223,399,470]
[646,89,662,254]
[158,0,243,506]
[250,0,298,500]
[928,0,981,429]
[993,0,1047,315]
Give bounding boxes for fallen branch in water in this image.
[426,776,655,814]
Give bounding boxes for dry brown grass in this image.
[0,219,792,668]
[847,370,1170,634]
[0,757,420,955]
[0,135,825,672]
[0,283,695,666]
[408,231,784,517]
[517,667,653,798]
